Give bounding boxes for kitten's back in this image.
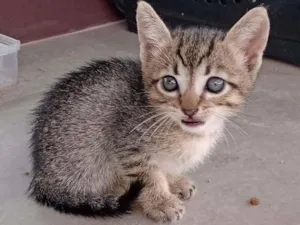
[29,58,144,217]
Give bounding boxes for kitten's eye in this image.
[206,77,225,93]
[162,75,178,92]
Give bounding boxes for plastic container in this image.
[0,34,21,87]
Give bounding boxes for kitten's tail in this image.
[30,180,143,217]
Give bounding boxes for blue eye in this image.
[206,77,225,93]
[162,75,178,92]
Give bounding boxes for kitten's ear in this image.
[224,7,270,74]
[136,1,172,62]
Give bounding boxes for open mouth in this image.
[181,119,205,127]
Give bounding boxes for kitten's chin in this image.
[178,116,224,136]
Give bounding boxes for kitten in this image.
[28,1,270,222]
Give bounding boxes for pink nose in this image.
[182,109,198,117]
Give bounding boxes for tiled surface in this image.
[1,22,300,225]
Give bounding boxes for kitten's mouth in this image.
[181,119,205,127]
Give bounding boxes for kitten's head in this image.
[136,1,270,135]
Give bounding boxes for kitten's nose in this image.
[182,109,198,117]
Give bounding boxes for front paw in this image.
[142,194,185,223]
[169,176,196,201]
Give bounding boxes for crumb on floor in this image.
[249,197,260,206]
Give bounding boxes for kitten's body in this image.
[29,2,270,222]
[29,58,218,210]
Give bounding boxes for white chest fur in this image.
[156,135,219,174]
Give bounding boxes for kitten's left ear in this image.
[136,1,172,63]
[224,7,270,74]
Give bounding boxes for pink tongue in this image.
[185,119,198,123]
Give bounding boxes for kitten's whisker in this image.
[223,110,260,121]
[233,115,249,121]
[224,127,237,147]
[236,111,260,119]
[124,111,156,122]
[137,115,169,142]
[122,105,161,109]
[213,112,250,137]
[221,131,230,149]
[149,116,170,139]
[226,120,249,137]
[159,117,173,135]
[165,119,174,137]
[129,113,165,134]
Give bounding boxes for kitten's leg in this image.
[167,174,196,201]
[136,168,185,222]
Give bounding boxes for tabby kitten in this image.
[29,1,270,222]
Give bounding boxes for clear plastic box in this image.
[0,34,21,87]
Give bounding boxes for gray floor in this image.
[1,22,300,225]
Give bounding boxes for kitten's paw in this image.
[169,176,196,201]
[143,195,185,223]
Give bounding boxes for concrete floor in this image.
[1,22,300,225]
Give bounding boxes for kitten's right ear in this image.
[224,7,270,76]
[136,1,172,62]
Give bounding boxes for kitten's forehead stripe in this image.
[195,33,217,68]
[173,62,178,75]
[177,50,188,68]
[204,34,217,59]
[174,28,225,77]
[176,32,188,68]
[186,32,201,70]
[205,65,211,75]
